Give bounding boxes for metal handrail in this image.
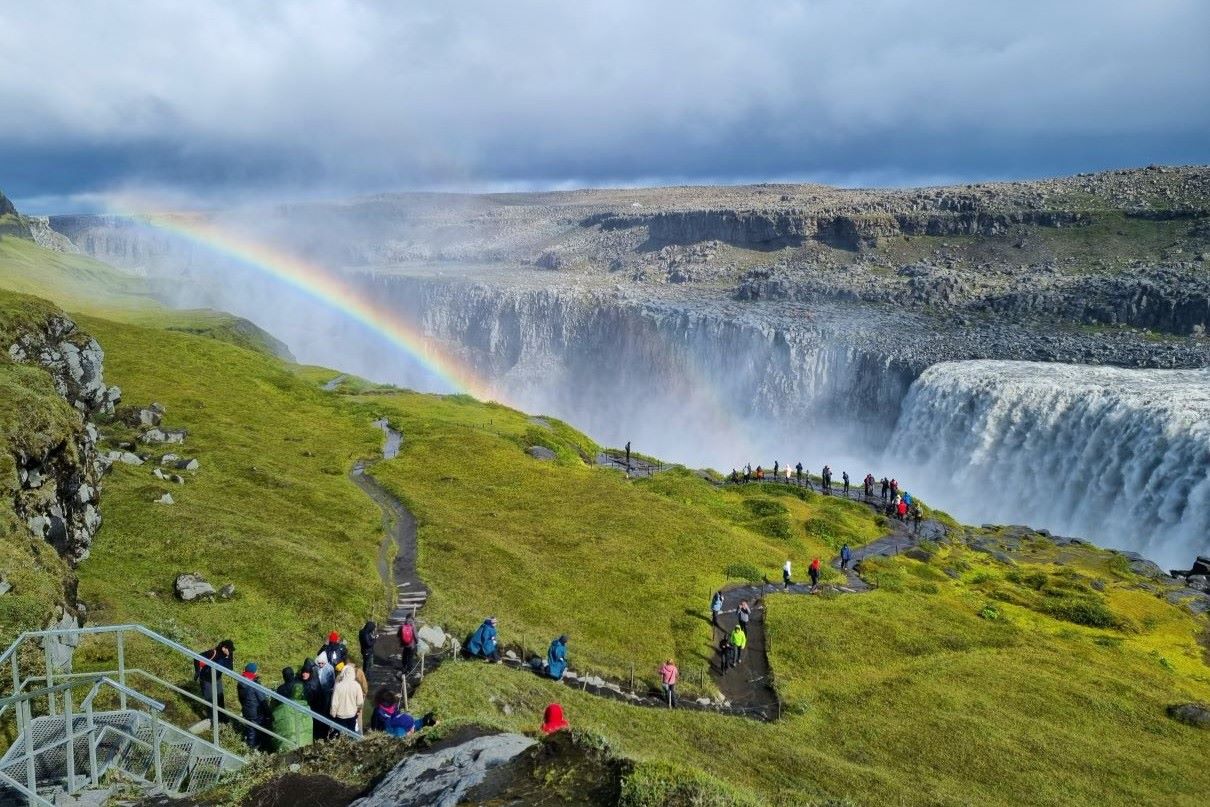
[0,770,53,807]
[81,677,164,714]
[0,678,97,710]
[0,623,359,741]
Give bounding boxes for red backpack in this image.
[399,623,416,647]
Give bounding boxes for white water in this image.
[886,361,1210,569]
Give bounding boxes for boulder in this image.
[417,624,447,648]
[904,547,934,563]
[1186,575,1210,592]
[1166,703,1210,729]
[0,576,10,596]
[156,493,175,505]
[117,452,144,466]
[175,573,216,602]
[526,446,556,461]
[175,458,200,472]
[160,453,179,466]
[1191,556,1210,577]
[351,733,535,807]
[140,427,187,444]
[219,584,236,599]
[1128,558,1166,579]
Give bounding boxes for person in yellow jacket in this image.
[329,662,364,734]
[729,624,747,667]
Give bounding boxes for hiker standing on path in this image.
[842,471,850,497]
[783,559,793,589]
[880,477,890,501]
[773,460,779,478]
[358,622,377,673]
[822,465,832,494]
[301,659,330,742]
[467,617,501,662]
[625,441,631,471]
[236,662,270,749]
[313,653,334,691]
[840,543,853,571]
[330,662,364,734]
[196,639,234,721]
[399,616,418,675]
[660,659,679,707]
[729,624,747,667]
[541,703,570,734]
[546,634,569,680]
[271,667,310,752]
[737,600,752,634]
[719,633,733,672]
[809,557,821,590]
[710,591,724,629]
[911,504,923,533]
[795,462,803,486]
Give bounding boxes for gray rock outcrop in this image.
[351,733,536,807]
[1166,703,1210,729]
[527,445,557,461]
[174,573,216,601]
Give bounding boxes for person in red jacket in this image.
[541,703,569,734]
[809,557,822,590]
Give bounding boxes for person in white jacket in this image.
[783,559,793,589]
[329,662,364,734]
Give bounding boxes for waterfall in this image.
[887,361,1210,568]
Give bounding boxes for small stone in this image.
[696,697,711,706]
[219,584,235,599]
[156,493,175,505]
[175,458,200,472]
[526,446,557,461]
[117,452,144,466]
[504,649,518,661]
[174,573,216,602]
[0,577,11,596]
[161,453,179,466]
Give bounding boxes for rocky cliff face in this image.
[4,308,120,561]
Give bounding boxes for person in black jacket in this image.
[358,622,377,672]
[195,639,235,723]
[236,663,270,750]
[277,667,300,699]
[318,631,349,667]
[300,658,331,742]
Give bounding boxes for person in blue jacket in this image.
[546,634,569,680]
[466,617,500,662]
[840,543,853,570]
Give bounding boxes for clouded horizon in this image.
[2,0,1208,213]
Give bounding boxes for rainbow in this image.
[118,208,497,401]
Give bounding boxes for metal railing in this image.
[0,623,363,805]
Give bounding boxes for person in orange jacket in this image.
[809,556,822,590]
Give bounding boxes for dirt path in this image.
[350,419,427,699]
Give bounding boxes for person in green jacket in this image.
[729,624,747,668]
[271,666,312,751]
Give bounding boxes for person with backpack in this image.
[358,621,377,673]
[718,633,733,672]
[842,471,850,497]
[236,662,270,750]
[809,556,822,590]
[880,477,890,501]
[329,662,364,734]
[399,616,418,675]
[271,667,311,751]
[659,658,679,707]
[195,639,234,721]
[541,703,569,734]
[546,634,569,680]
[840,543,853,571]
[736,600,751,634]
[710,591,724,629]
[729,624,747,667]
[318,631,348,667]
[466,617,500,662]
[795,462,803,485]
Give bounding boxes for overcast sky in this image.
[2,0,1208,212]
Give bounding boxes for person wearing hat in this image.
[546,634,568,681]
[540,703,569,734]
[318,631,349,667]
[466,617,501,662]
[236,662,270,750]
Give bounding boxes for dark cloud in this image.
[2,0,1208,211]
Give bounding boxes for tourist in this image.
[842,471,850,497]
[372,690,436,737]
[730,468,740,483]
[546,634,569,680]
[196,639,234,720]
[719,633,733,672]
[880,477,889,501]
[822,465,832,493]
[890,478,899,498]
[329,662,364,734]
[783,465,791,483]
[354,661,369,697]
[358,621,377,673]
[729,624,747,666]
[897,498,909,521]
[911,504,923,533]
[313,652,334,690]
[625,441,631,470]
[318,631,349,667]
[659,658,679,707]
[737,600,752,634]
[399,615,418,675]
[271,667,311,751]
[755,465,764,481]
[783,559,793,589]
[467,617,501,662]
[773,460,779,478]
[236,662,270,750]
[795,462,803,485]
[840,543,853,571]
[809,556,821,589]
[301,658,330,742]
[710,591,724,629]
[541,703,569,734]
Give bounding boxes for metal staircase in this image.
[0,624,361,806]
